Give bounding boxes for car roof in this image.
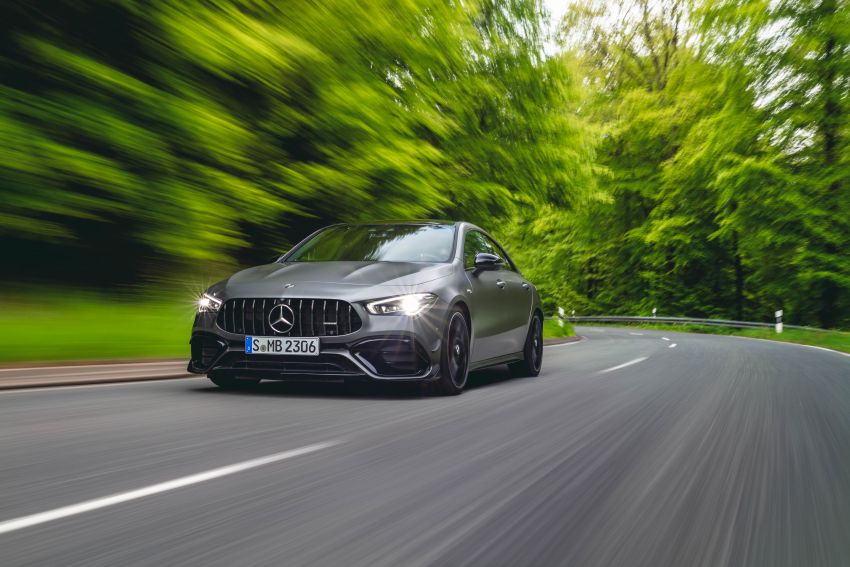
[326,220,496,234]
[335,220,458,226]
[331,220,495,236]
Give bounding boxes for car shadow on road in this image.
[190,365,519,400]
[192,380,422,401]
[466,365,516,391]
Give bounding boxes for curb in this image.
[0,373,192,391]
[0,357,185,370]
[0,360,192,391]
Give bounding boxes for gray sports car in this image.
[189,221,543,395]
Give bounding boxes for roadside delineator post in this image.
[652,307,657,318]
[558,307,565,328]
[775,310,783,334]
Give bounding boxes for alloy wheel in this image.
[529,317,542,372]
[447,313,469,388]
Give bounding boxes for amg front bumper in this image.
[188,304,445,382]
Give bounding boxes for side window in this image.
[483,234,517,272]
[463,231,491,268]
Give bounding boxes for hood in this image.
[222,261,453,298]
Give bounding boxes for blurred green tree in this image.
[1,0,847,328]
[505,0,849,328]
[1,0,585,283]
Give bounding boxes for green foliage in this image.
[542,318,575,339]
[1,0,848,335]
[508,0,850,329]
[2,0,586,278]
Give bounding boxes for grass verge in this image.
[543,318,575,339]
[0,293,193,363]
[576,322,850,355]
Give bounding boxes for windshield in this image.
[285,224,456,263]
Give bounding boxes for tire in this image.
[508,313,543,378]
[208,372,260,390]
[424,308,470,396]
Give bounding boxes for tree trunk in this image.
[733,233,744,321]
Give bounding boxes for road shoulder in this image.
[0,360,191,390]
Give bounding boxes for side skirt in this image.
[469,352,524,372]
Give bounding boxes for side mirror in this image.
[474,252,503,271]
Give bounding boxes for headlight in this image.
[198,293,223,313]
[366,293,438,316]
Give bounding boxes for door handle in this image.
[496,279,507,289]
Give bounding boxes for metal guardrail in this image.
[566,315,823,332]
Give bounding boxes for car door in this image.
[480,233,532,355]
[464,230,531,362]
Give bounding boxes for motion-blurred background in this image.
[1,0,848,363]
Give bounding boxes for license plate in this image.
[245,336,320,356]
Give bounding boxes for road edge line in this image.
[726,334,850,358]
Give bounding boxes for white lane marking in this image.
[0,361,182,373]
[598,357,648,374]
[661,337,671,341]
[629,332,644,336]
[669,343,677,349]
[0,441,339,535]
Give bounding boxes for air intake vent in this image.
[216,298,362,337]
[190,335,226,371]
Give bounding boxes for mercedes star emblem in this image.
[268,303,295,334]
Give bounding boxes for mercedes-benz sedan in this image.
[188,221,542,395]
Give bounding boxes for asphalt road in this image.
[1,327,849,566]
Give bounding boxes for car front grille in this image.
[216,298,362,337]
